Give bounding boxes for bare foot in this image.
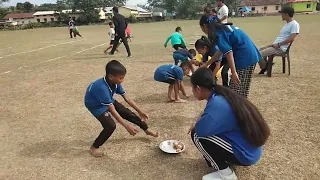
[103,50,108,54]
[145,129,159,137]
[175,99,187,103]
[90,146,104,157]
[167,98,175,102]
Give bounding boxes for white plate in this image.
[159,140,185,154]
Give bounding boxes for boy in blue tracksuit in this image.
[189,67,270,180]
[154,62,191,103]
[84,60,158,157]
[199,15,261,97]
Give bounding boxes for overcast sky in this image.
[2,0,148,6]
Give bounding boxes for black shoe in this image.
[127,55,132,58]
[108,52,114,56]
[259,68,267,74]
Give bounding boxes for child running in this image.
[68,17,75,38]
[164,27,187,50]
[73,25,83,38]
[189,67,270,180]
[154,62,191,103]
[126,26,132,42]
[84,60,158,157]
[199,15,261,97]
[104,22,119,54]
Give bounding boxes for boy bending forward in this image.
[85,60,158,157]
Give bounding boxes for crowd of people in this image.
[81,2,300,180]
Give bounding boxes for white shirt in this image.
[218,5,229,24]
[109,28,115,41]
[274,20,299,52]
[68,20,75,29]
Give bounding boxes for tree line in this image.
[0,0,240,24]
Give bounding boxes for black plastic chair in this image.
[267,42,293,77]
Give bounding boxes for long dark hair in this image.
[195,36,212,51]
[199,14,233,44]
[191,67,270,146]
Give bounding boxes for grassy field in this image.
[1,14,320,180]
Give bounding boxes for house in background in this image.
[62,9,81,20]
[285,0,318,13]
[238,0,282,14]
[118,6,152,18]
[33,11,57,23]
[3,13,36,25]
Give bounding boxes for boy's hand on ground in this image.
[125,124,139,136]
[139,112,149,122]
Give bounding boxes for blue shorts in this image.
[173,52,189,65]
[154,72,176,84]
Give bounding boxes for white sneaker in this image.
[202,170,237,180]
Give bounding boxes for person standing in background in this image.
[68,17,75,38]
[217,0,229,24]
[109,6,132,58]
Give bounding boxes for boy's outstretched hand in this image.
[139,112,149,122]
[125,124,139,136]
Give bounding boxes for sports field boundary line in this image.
[0,42,108,75]
[0,40,71,51]
[0,40,77,59]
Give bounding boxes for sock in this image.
[219,167,233,176]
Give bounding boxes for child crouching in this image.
[84,60,158,157]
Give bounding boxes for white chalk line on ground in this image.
[0,40,69,51]
[76,43,107,54]
[0,40,77,59]
[0,47,13,51]
[1,42,107,75]
[0,71,11,75]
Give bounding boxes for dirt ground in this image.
[1,15,319,180]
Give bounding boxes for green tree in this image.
[16,2,24,12]
[23,2,34,12]
[8,6,15,12]
[176,0,202,18]
[67,0,101,24]
[35,3,57,11]
[0,7,9,19]
[147,0,176,12]
[102,0,126,7]
[55,0,69,22]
